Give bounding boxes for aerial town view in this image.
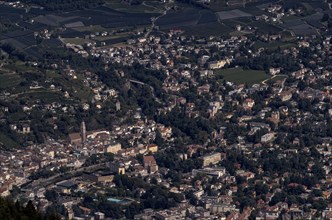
[0,0,332,219]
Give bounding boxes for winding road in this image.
[144,2,171,38]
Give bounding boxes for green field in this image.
[216,68,269,85]
[266,75,288,84]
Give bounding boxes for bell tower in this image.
[81,121,86,144]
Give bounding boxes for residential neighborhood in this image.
[0,0,332,219]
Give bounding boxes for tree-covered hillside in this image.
[0,197,60,220]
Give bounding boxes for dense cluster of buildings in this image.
[1,1,332,220]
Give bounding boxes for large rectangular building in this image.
[202,153,222,167]
[105,142,122,154]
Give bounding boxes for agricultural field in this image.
[208,0,280,11]
[31,6,157,30]
[156,6,242,37]
[71,7,156,28]
[216,68,269,85]
[197,10,218,24]
[72,25,109,33]
[216,9,252,20]
[182,22,233,37]
[282,19,304,28]
[280,12,323,36]
[0,60,92,104]
[0,73,22,89]
[0,4,25,25]
[221,18,283,35]
[2,61,36,73]
[289,23,318,36]
[45,70,93,102]
[251,21,283,34]
[105,0,164,13]
[156,8,201,29]
[0,30,36,50]
[281,0,329,12]
[16,89,64,104]
[304,12,325,29]
[62,37,91,45]
[34,15,80,27]
[206,0,228,11]
[134,2,284,37]
[62,31,131,46]
[95,32,132,41]
[240,6,266,16]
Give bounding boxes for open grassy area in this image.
[216,68,269,85]
[266,75,288,84]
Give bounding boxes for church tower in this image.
[116,100,121,111]
[81,121,86,144]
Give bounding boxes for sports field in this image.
[216,68,269,85]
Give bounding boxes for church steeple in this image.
[81,121,86,144]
